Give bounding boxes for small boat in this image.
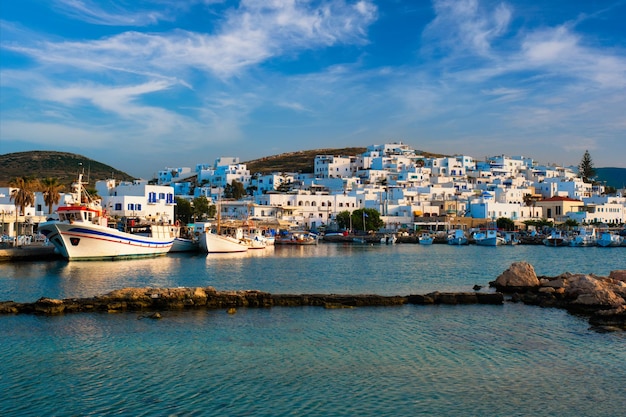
[275,231,318,245]
[38,174,175,260]
[169,224,200,253]
[596,231,623,247]
[418,232,434,245]
[542,230,570,247]
[569,228,597,247]
[381,234,397,244]
[197,222,249,253]
[502,231,520,245]
[447,229,468,245]
[472,229,506,246]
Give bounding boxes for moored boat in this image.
[596,231,623,247]
[38,174,175,260]
[569,228,597,247]
[275,231,318,245]
[472,229,506,246]
[447,229,468,245]
[542,230,570,247]
[418,232,434,245]
[196,222,249,253]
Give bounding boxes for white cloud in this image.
[51,0,179,26]
[424,0,512,57]
[4,1,377,80]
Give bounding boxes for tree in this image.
[175,197,192,224]
[352,208,385,232]
[40,177,65,215]
[224,180,246,200]
[496,217,515,231]
[563,218,579,229]
[336,211,352,230]
[192,197,210,220]
[9,176,39,243]
[9,177,38,215]
[578,150,596,183]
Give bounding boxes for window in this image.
[136,204,142,211]
[115,203,122,210]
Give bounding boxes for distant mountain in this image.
[596,167,626,189]
[0,151,136,187]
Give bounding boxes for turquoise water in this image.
[1,244,625,416]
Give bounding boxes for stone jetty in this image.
[1,262,624,331]
[0,288,503,316]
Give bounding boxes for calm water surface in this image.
[1,244,625,416]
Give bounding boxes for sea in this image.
[1,243,625,417]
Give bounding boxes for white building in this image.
[96,179,176,222]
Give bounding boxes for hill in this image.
[243,147,446,174]
[0,151,136,187]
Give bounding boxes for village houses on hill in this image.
[1,142,624,239]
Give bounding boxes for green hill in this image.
[0,151,136,187]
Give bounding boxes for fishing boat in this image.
[447,229,468,245]
[196,222,249,253]
[542,230,570,247]
[502,231,520,245]
[418,232,434,245]
[472,229,506,246]
[569,228,597,247]
[275,231,319,245]
[169,225,200,253]
[596,231,623,247]
[38,174,175,260]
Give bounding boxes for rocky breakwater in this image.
[0,287,504,316]
[490,261,626,331]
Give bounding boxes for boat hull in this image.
[170,238,200,253]
[200,232,249,253]
[38,221,174,260]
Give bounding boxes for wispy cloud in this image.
[50,0,183,26]
[5,1,377,80]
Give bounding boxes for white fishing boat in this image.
[196,222,249,253]
[472,229,505,246]
[38,174,175,260]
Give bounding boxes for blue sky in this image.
[1,0,625,178]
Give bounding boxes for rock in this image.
[491,261,540,291]
[609,270,626,282]
[34,297,65,315]
[565,274,625,309]
[589,305,626,329]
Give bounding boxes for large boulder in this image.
[565,274,626,309]
[491,262,540,291]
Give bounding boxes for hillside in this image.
[243,147,446,174]
[0,151,136,187]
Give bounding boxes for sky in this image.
[1,0,625,179]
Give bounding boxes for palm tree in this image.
[9,176,39,244]
[40,177,65,215]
